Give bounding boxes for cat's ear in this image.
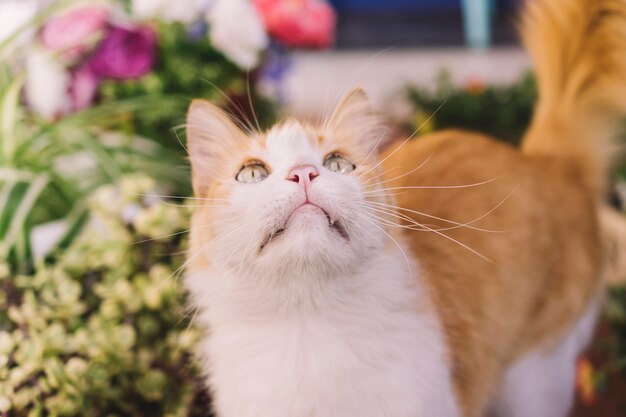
[326,88,383,151]
[186,99,245,195]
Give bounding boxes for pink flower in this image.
[87,25,157,80]
[41,6,109,59]
[254,0,336,48]
[69,65,100,111]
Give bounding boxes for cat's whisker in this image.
[357,210,425,232]
[421,221,492,262]
[360,164,400,185]
[359,199,503,233]
[246,71,262,133]
[158,199,228,209]
[168,204,229,209]
[357,101,446,180]
[361,208,481,233]
[363,147,438,186]
[136,193,230,202]
[168,229,246,303]
[132,215,237,245]
[171,123,190,154]
[158,220,248,290]
[133,228,193,245]
[362,177,501,192]
[182,237,250,331]
[423,187,518,233]
[358,205,432,231]
[356,129,389,170]
[169,248,189,256]
[366,187,515,223]
[320,47,394,127]
[358,206,491,262]
[358,205,467,234]
[353,212,413,278]
[356,201,424,225]
[183,225,262,328]
[197,77,257,135]
[354,190,409,199]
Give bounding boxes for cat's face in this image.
[186,89,393,277]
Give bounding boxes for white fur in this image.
[185,122,459,417]
[489,301,599,417]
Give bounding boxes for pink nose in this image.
[286,165,319,185]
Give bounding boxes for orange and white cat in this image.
[184,0,626,416]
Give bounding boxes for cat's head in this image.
[186,89,394,277]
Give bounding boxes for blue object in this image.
[328,0,460,12]
[328,0,503,48]
[461,0,494,49]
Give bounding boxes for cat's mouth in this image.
[259,204,349,252]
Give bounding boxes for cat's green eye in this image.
[323,153,355,174]
[236,162,269,183]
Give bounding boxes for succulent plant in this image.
[1,175,209,417]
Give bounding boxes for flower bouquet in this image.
[0,0,337,274]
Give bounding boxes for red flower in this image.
[254,0,336,48]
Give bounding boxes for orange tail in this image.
[520,0,626,194]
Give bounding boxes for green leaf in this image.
[0,174,49,264]
[0,73,26,165]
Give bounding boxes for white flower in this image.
[131,0,163,19]
[207,0,268,70]
[25,48,71,119]
[132,0,211,24]
[131,0,163,20]
[0,0,38,45]
[30,220,67,262]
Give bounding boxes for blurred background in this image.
[0,0,624,416]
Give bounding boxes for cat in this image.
[183,0,626,416]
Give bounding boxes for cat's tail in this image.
[520,0,626,194]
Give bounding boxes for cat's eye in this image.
[236,162,269,183]
[323,153,355,174]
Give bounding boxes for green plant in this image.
[0,57,187,273]
[405,71,538,144]
[0,175,207,417]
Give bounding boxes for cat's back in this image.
[380,129,603,416]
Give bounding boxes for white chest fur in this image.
[186,250,460,417]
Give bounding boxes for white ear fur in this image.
[327,88,383,151]
[186,99,245,195]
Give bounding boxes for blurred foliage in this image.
[0,175,211,417]
[603,285,626,376]
[0,53,189,274]
[405,71,537,145]
[99,23,277,153]
[1,17,277,274]
[405,71,626,180]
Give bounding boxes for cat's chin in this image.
[258,203,349,254]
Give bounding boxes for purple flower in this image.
[87,25,157,80]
